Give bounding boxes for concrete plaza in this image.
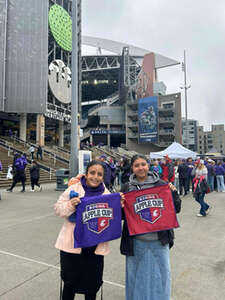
[0,184,224,300]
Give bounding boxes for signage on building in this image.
[90,129,126,135]
[138,96,158,143]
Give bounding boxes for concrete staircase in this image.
[0,136,69,170]
[0,147,57,189]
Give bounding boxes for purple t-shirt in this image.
[74,193,122,248]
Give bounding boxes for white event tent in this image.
[150,142,198,159]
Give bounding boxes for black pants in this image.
[37,153,42,160]
[60,250,103,300]
[179,178,188,195]
[10,174,26,191]
[31,178,40,190]
[62,284,96,300]
[186,175,194,191]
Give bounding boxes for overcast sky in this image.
[82,0,225,130]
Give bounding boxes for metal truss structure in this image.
[123,47,142,102]
[81,56,120,72]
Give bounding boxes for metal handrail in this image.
[0,137,68,169]
[0,142,56,179]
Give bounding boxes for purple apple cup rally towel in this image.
[70,193,122,248]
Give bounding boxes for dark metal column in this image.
[70,0,81,177]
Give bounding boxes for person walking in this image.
[193,160,210,217]
[120,154,181,300]
[206,159,216,192]
[54,160,123,300]
[6,154,26,192]
[215,160,225,192]
[186,157,195,192]
[36,145,43,160]
[28,145,35,160]
[29,160,42,192]
[178,159,189,196]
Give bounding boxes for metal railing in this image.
[0,136,69,167]
[0,140,55,179]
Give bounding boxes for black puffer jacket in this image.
[29,165,40,180]
[120,172,181,256]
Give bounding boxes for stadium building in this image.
[0,0,182,154]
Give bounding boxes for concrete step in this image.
[0,176,56,188]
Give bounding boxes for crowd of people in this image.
[85,153,225,218]
[89,153,225,195]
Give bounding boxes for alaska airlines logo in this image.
[134,194,164,224]
[82,203,113,234]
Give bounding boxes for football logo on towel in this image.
[134,194,164,224]
[82,203,113,234]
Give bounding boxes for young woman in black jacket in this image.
[120,154,181,300]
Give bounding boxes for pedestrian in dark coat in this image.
[186,157,195,192]
[206,159,215,192]
[121,158,131,186]
[36,145,43,160]
[29,160,42,192]
[178,160,189,196]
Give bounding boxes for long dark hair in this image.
[130,154,149,167]
[85,160,105,175]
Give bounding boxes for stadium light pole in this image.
[181,50,191,121]
[70,0,81,177]
[180,50,191,147]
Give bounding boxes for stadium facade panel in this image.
[1,0,48,113]
[0,0,7,111]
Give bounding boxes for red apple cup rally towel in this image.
[74,193,122,248]
[124,185,179,236]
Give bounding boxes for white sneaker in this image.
[197,213,205,217]
[30,189,34,192]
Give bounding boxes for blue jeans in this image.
[207,175,214,192]
[194,192,209,216]
[216,175,225,192]
[187,175,194,191]
[126,239,171,300]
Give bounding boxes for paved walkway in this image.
[0,184,224,300]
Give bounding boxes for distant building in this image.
[182,119,198,151]
[197,124,225,154]
[126,93,182,151]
